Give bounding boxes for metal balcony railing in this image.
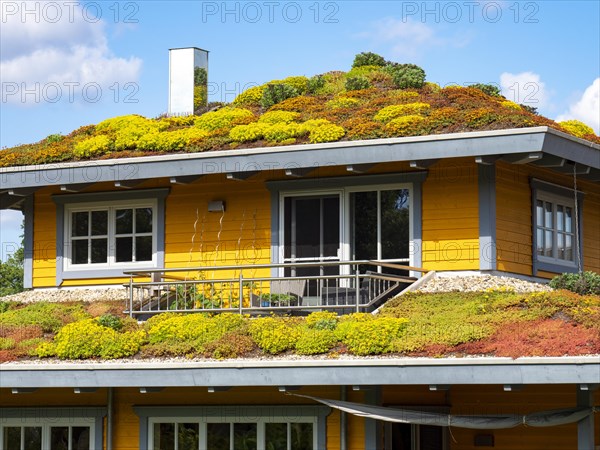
[124,260,426,317]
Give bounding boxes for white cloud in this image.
[356,17,469,59]
[500,72,549,108]
[0,1,141,105]
[556,78,600,134]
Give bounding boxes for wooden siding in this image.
[496,162,600,278]
[422,158,480,271]
[2,385,596,449]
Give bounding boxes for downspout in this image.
[107,387,114,450]
[340,386,347,450]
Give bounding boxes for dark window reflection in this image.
[91,210,108,235]
[116,209,133,234]
[116,237,133,262]
[136,236,152,261]
[136,208,153,233]
[72,212,88,237]
[73,240,88,264]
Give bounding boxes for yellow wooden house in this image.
[1,49,599,449]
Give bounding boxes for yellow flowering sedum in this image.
[258,110,301,124]
[501,100,522,110]
[229,122,271,142]
[194,107,255,132]
[374,103,431,122]
[559,120,595,138]
[385,115,426,136]
[73,135,112,158]
[306,122,346,143]
[232,85,264,106]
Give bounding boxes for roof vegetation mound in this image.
[2,51,599,167]
[0,289,599,362]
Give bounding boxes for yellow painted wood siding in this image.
[422,159,480,271]
[496,162,600,277]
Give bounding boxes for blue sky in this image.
[1,0,599,260]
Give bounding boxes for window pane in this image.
[544,202,553,228]
[116,209,133,234]
[136,208,153,233]
[565,235,573,261]
[233,423,257,450]
[153,423,175,450]
[136,236,153,262]
[556,205,564,231]
[536,200,544,225]
[207,423,230,449]
[265,423,287,450]
[419,424,445,450]
[71,427,90,450]
[351,192,378,263]
[544,230,553,257]
[72,212,89,237]
[291,423,313,450]
[381,189,410,261]
[91,238,108,264]
[4,427,21,450]
[565,207,573,232]
[73,240,88,264]
[178,423,199,450]
[24,427,42,450]
[557,233,564,260]
[322,197,340,258]
[50,426,69,450]
[91,210,108,235]
[116,237,133,262]
[536,228,544,255]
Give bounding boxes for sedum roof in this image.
[2,56,599,168]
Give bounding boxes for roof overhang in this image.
[1,357,599,388]
[1,127,599,210]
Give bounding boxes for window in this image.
[532,180,582,274]
[0,408,104,450]
[66,201,156,269]
[135,406,328,450]
[150,420,314,450]
[386,423,448,450]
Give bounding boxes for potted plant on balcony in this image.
[256,293,298,308]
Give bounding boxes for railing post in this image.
[129,276,134,318]
[355,265,360,313]
[239,272,243,315]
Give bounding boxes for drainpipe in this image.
[107,387,114,450]
[340,386,347,450]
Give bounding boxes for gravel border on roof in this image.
[415,274,551,293]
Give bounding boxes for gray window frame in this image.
[531,179,583,275]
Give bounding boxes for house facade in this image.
[1,126,598,293]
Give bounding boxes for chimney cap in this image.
[169,46,210,53]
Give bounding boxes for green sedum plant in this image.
[249,316,301,354]
[345,76,371,91]
[550,271,600,296]
[295,328,337,355]
[383,63,426,89]
[260,84,300,109]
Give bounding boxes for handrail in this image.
[124,259,415,277]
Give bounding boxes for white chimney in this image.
[168,47,209,116]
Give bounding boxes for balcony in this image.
[124,260,426,317]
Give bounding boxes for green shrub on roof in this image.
[352,52,387,68]
[383,63,426,89]
[260,83,300,109]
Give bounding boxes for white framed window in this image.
[531,178,583,275]
[64,199,158,271]
[0,418,96,450]
[149,418,316,450]
[135,405,328,450]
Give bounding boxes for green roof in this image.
[1,58,598,168]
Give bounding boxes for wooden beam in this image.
[475,155,501,165]
[578,168,600,182]
[284,167,316,178]
[502,152,542,164]
[169,175,204,185]
[7,187,38,196]
[555,164,591,175]
[530,154,566,168]
[226,171,259,181]
[0,193,25,210]
[409,159,438,169]
[114,179,146,189]
[60,183,94,193]
[346,163,376,174]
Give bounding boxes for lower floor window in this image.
[136,406,327,450]
[151,420,314,450]
[1,423,92,450]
